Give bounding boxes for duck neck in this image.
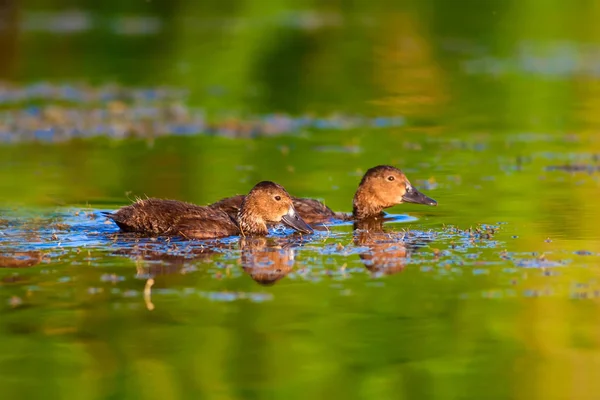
[352,187,385,220]
[237,210,269,236]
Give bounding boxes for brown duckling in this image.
[209,165,437,224]
[104,181,313,239]
[210,194,336,225]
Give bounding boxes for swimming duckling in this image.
[104,181,313,239]
[209,165,437,223]
[350,165,437,219]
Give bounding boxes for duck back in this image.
[209,195,245,219]
[292,197,341,223]
[105,198,239,239]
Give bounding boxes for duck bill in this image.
[281,207,314,234]
[402,188,438,206]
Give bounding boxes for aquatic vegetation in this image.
[0,82,405,143]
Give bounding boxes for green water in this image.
[2,2,600,400]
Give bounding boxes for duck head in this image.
[352,165,437,219]
[238,181,314,235]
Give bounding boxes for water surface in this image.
[2,2,600,400]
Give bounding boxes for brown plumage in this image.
[104,181,313,240]
[351,165,437,219]
[211,195,343,224]
[209,165,437,223]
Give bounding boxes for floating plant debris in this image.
[545,165,600,173]
[0,82,405,143]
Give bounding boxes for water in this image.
[2,132,599,399]
[2,2,600,400]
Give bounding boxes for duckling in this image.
[210,194,337,224]
[103,181,313,239]
[350,165,437,220]
[209,165,437,223]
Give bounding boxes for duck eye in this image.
[274,195,281,201]
[387,176,395,181]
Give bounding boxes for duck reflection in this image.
[239,236,297,286]
[353,217,431,276]
[111,234,301,286]
[0,251,44,268]
[112,240,228,277]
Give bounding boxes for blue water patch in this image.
[383,214,419,224]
